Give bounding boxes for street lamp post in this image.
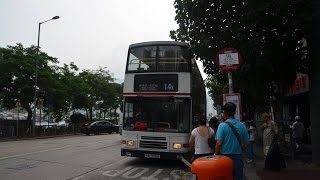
[32,16,60,136]
[16,100,21,137]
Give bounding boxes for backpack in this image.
[264,136,286,171]
[207,128,216,149]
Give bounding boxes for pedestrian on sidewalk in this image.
[290,115,305,150]
[260,112,278,156]
[189,116,215,162]
[245,115,256,163]
[209,116,219,134]
[215,102,249,180]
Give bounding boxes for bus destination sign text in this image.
[134,74,178,92]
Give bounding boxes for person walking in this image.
[260,112,278,156]
[215,102,249,180]
[209,116,219,134]
[189,116,215,162]
[245,116,256,163]
[291,115,305,150]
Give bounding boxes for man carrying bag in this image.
[215,102,249,180]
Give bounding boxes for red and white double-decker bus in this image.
[121,41,206,159]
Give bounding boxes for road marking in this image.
[103,166,189,180]
[181,172,196,180]
[169,170,185,180]
[70,157,130,180]
[140,169,163,180]
[70,175,84,180]
[103,166,133,177]
[180,157,191,167]
[101,157,130,169]
[122,167,149,178]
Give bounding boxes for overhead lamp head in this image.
[52,16,60,20]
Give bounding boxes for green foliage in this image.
[204,72,228,107]
[0,43,58,121]
[0,44,123,123]
[70,112,87,124]
[74,67,120,120]
[171,0,311,112]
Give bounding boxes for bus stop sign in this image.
[216,48,243,72]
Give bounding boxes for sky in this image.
[0,0,216,116]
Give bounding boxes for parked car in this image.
[81,120,120,135]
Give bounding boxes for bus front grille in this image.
[139,141,167,149]
[141,136,166,141]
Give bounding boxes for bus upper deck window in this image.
[158,50,165,58]
[165,50,175,58]
[143,50,150,58]
[151,49,156,57]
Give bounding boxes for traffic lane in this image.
[0,134,195,180]
[71,157,195,180]
[17,139,121,168]
[0,157,93,180]
[0,133,120,159]
[0,134,124,180]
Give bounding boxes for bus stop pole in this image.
[228,72,234,94]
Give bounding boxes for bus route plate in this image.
[145,154,160,159]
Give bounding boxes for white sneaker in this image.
[246,159,253,163]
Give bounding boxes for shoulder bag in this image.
[225,121,242,148]
[207,128,216,149]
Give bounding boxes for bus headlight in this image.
[173,143,182,149]
[127,140,135,146]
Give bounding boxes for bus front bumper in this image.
[121,149,186,160]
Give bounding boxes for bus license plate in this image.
[145,154,160,158]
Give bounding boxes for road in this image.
[0,134,193,180]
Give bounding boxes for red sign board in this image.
[216,48,243,72]
[223,93,243,121]
[287,73,309,96]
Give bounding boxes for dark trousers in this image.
[223,154,244,180]
[247,141,254,160]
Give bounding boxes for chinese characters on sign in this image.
[138,83,159,91]
[218,52,239,66]
[216,48,243,72]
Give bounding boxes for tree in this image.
[0,44,81,124]
[204,72,228,108]
[72,67,122,121]
[0,43,123,132]
[171,0,311,113]
[70,112,87,124]
[0,44,58,122]
[41,65,74,122]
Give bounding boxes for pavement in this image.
[243,141,320,180]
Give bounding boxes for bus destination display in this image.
[134,74,178,92]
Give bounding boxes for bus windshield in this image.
[127,45,190,72]
[123,97,191,133]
